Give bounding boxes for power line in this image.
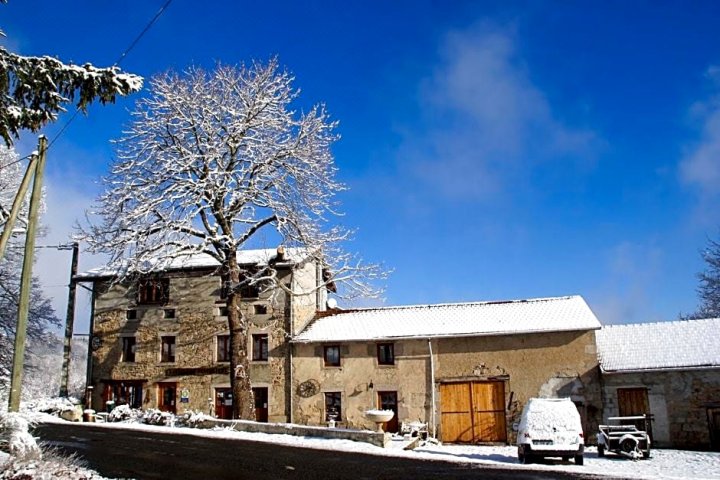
[45,0,174,152]
[114,0,173,67]
[0,1,173,171]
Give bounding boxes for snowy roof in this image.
[293,295,600,343]
[596,318,720,373]
[76,247,313,279]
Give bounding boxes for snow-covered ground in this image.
[35,415,720,480]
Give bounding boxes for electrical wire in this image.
[46,0,174,150]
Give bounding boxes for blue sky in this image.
[2,0,720,329]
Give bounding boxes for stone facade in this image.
[292,330,602,443]
[87,259,322,422]
[601,368,720,450]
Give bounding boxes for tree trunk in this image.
[226,254,254,420]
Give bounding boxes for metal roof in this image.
[76,247,313,280]
[294,295,600,343]
[596,318,720,372]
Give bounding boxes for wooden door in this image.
[472,381,507,442]
[377,391,399,433]
[215,388,233,419]
[440,383,474,443]
[157,382,177,414]
[252,387,268,422]
[618,387,652,438]
[440,381,506,443]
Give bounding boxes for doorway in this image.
[440,381,507,443]
[215,388,233,419]
[157,382,176,414]
[252,387,269,422]
[617,387,653,438]
[377,391,399,433]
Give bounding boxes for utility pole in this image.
[8,136,47,412]
[0,155,38,260]
[59,242,79,397]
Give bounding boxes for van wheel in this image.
[574,454,584,465]
[598,445,605,457]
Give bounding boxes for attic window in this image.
[137,278,169,305]
[324,345,340,367]
[253,304,268,315]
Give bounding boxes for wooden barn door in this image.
[618,387,652,438]
[472,381,507,442]
[440,381,506,443]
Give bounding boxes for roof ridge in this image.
[602,317,720,330]
[330,295,582,314]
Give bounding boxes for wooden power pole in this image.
[59,241,79,397]
[8,136,47,412]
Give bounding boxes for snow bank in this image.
[0,412,40,460]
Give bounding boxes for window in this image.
[121,337,136,363]
[377,343,395,365]
[217,334,231,362]
[137,277,169,305]
[252,334,269,361]
[104,380,144,409]
[126,309,137,321]
[323,345,340,367]
[161,336,176,363]
[220,272,261,300]
[163,308,176,319]
[253,304,268,315]
[325,392,342,421]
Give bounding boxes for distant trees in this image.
[81,60,383,419]
[688,235,720,319]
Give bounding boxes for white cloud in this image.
[404,24,597,200]
[680,66,720,199]
[590,241,666,325]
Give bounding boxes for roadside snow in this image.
[39,417,720,479]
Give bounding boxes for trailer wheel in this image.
[620,437,638,454]
[598,445,605,457]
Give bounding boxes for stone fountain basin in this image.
[365,409,394,423]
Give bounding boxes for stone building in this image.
[596,318,720,450]
[291,295,602,443]
[77,247,327,421]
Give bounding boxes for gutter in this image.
[600,364,720,375]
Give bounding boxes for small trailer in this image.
[597,415,651,459]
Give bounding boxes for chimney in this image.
[276,245,286,261]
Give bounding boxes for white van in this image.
[516,398,585,465]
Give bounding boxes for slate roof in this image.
[293,295,600,343]
[76,247,313,279]
[596,318,720,373]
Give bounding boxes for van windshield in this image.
[526,406,579,432]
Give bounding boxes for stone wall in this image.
[291,329,602,442]
[601,368,720,450]
[89,266,307,423]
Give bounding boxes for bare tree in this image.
[689,234,720,319]
[81,60,383,418]
[0,146,60,397]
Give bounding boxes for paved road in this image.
[34,423,615,480]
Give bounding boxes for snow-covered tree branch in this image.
[0,47,143,145]
[80,59,385,418]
